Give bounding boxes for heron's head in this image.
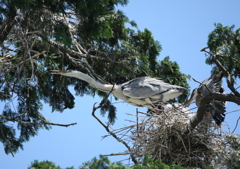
[51,70,78,77]
[185,88,198,107]
[211,71,223,81]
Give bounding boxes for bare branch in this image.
[186,92,240,132]
[192,77,212,94]
[103,152,130,156]
[0,115,77,127]
[232,116,240,133]
[91,85,138,164]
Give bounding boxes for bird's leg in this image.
[148,100,169,117]
[149,106,161,115]
[145,98,161,114]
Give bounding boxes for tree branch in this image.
[232,116,240,133]
[91,85,138,164]
[192,77,212,94]
[91,104,137,164]
[0,10,16,44]
[34,32,122,64]
[201,48,240,97]
[185,92,240,133]
[32,32,136,76]
[0,115,77,127]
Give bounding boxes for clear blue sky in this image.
[1,1,240,168]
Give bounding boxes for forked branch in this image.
[91,85,138,164]
[186,92,240,133]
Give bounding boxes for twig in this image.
[137,108,139,138]
[201,48,240,97]
[216,53,240,65]
[225,109,240,114]
[0,115,77,127]
[231,116,240,133]
[92,105,137,164]
[103,152,130,156]
[192,77,212,94]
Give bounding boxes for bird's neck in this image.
[69,71,116,92]
[68,71,131,102]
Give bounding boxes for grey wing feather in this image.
[195,72,226,125]
[197,73,223,98]
[121,77,184,98]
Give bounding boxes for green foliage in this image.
[207,23,240,78]
[155,56,190,103]
[28,160,61,169]
[0,122,23,154]
[53,21,72,47]
[128,28,162,73]
[0,0,190,155]
[29,155,188,169]
[132,155,188,169]
[99,98,117,124]
[80,155,129,169]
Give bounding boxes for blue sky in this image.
[1,1,240,168]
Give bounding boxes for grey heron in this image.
[187,71,225,125]
[51,70,187,111]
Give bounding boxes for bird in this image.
[186,71,226,125]
[51,70,187,112]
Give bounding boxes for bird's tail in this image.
[207,100,226,125]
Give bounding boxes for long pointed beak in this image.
[51,70,67,75]
[185,88,197,107]
[185,97,194,107]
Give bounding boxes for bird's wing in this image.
[199,73,223,97]
[121,77,181,98]
[195,72,226,125]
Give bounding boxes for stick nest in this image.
[113,103,234,168]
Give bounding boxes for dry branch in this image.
[91,85,138,164]
[0,115,77,127]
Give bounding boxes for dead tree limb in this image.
[91,85,138,164]
[0,115,77,127]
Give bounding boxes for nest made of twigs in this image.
[113,103,233,169]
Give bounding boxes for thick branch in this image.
[185,93,240,133]
[214,56,240,96]
[0,10,16,44]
